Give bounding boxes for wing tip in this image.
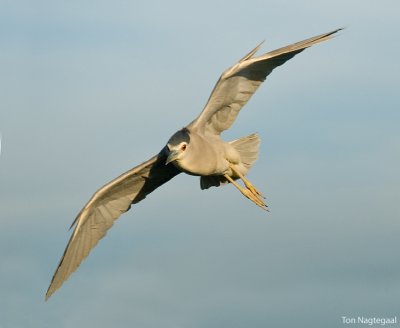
[45,281,59,301]
[239,40,265,63]
[44,291,52,301]
[325,27,345,39]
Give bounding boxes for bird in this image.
[45,28,342,300]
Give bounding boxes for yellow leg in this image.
[223,174,268,211]
[230,166,266,199]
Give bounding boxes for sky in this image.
[1,1,399,327]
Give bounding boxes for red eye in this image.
[181,144,187,151]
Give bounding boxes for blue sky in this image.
[1,1,399,327]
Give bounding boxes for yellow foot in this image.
[241,188,268,211]
[224,173,268,211]
[230,166,267,200]
[243,180,266,199]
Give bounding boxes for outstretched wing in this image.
[45,148,180,300]
[188,28,342,135]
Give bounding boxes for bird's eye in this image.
[181,144,187,151]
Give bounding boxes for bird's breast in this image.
[174,136,228,176]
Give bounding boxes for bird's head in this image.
[165,128,191,165]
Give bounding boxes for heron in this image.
[46,28,342,299]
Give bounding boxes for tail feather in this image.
[229,133,260,169]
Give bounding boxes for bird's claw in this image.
[241,188,268,211]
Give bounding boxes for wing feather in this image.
[188,28,342,135]
[45,148,180,300]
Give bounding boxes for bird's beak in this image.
[165,150,179,165]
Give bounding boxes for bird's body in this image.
[46,28,342,300]
[167,129,227,176]
[167,129,247,178]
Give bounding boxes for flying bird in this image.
[46,28,342,299]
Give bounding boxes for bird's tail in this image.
[229,133,260,171]
[200,133,260,189]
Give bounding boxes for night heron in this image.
[46,28,341,299]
